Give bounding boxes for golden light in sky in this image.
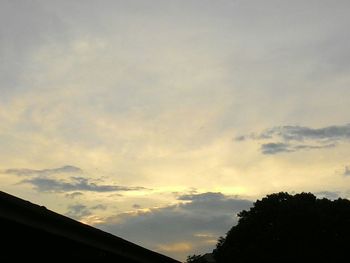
[1,0,350,260]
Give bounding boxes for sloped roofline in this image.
[0,191,180,263]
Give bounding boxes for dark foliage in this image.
[213,192,350,263]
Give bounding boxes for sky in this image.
[1,0,350,261]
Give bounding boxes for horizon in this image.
[1,1,350,261]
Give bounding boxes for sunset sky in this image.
[1,0,350,261]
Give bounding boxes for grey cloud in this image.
[65,204,107,220]
[344,166,350,176]
[234,136,246,141]
[239,124,348,154]
[261,143,292,155]
[261,142,336,155]
[91,204,107,210]
[65,192,84,199]
[66,204,91,220]
[66,203,108,220]
[177,192,225,201]
[97,192,252,260]
[4,165,82,176]
[22,176,145,193]
[260,124,350,142]
[293,143,336,150]
[0,0,65,99]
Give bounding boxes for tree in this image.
[213,192,350,263]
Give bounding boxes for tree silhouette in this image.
[212,192,350,262]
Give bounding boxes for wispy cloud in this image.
[3,165,82,176]
[65,192,84,199]
[22,176,146,193]
[256,124,350,142]
[237,124,350,154]
[261,142,336,155]
[260,143,292,155]
[177,192,226,201]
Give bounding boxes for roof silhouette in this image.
[0,191,180,262]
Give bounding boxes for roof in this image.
[0,191,180,262]
[201,253,216,262]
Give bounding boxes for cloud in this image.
[234,135,246,141]
[65,203,107,220]
[0,0,64,99]
[344,166,350,176]
[293,144,336,150]
[178,192,226,201]
[238,124,349,154]
[97,192,252,261]
[91,204,107,210]
[22,176,146,193]
[3,165,82,176]
[65,192,84,199]
[261,143,292,154]
[66,204,92,219]
[261,142,336,155]
[258,124,350,142]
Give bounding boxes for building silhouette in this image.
[0,191,180,262]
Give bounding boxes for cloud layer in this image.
[2,1,350,260]
[3,165,82,176]
[22,176,145,193]
[238,124,350,154]
[66,203,107,220]
[261,142,336,155]
[257,124,350,142]
[97,192,252,260]
[3,165,146,193]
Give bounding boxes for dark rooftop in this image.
[0,191,180,262]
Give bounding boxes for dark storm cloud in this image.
[97,192,252,257]
[3,165,82,176]
[22,176,145,193]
